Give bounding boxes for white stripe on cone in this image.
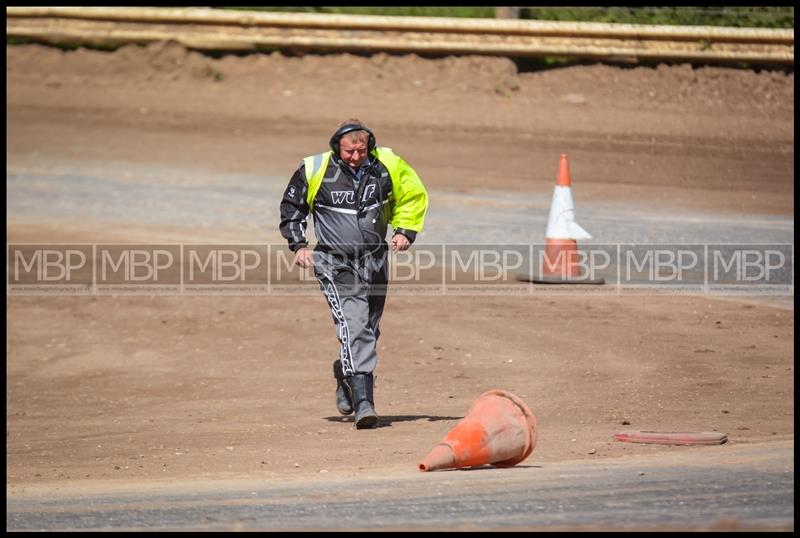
[544,185,591,240]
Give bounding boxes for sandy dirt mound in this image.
[7,43,794,216]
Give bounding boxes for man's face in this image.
[339,135,369,169]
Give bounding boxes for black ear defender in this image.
[329,124,377,154]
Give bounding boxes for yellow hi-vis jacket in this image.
[303,147,428,237]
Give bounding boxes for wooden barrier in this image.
[6,7,794,64]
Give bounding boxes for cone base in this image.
[516,273,605,285]
[483,389,537,467]
[614,430,728,446]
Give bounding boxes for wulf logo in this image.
[361,184,376,202]
[331,191,355,205]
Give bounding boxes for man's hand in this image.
[293,247,314,268]
[391,233,411,252]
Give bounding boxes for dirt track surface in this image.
[5,43,794,496]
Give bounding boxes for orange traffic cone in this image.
[521,154,604,284]
[418,389,537,472]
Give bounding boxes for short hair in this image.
[337,118,370,146]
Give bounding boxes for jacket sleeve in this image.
[279,165,311,252]
[390,156,428,244]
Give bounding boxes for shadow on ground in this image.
[324,415,463,427]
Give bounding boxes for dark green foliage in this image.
[520,6,794,28]
[220,6,495,18]
[217,6,794,28]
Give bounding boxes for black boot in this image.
[346,373,378,429]
[332,359,353,415]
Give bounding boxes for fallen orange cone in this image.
[418,389,537,472]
